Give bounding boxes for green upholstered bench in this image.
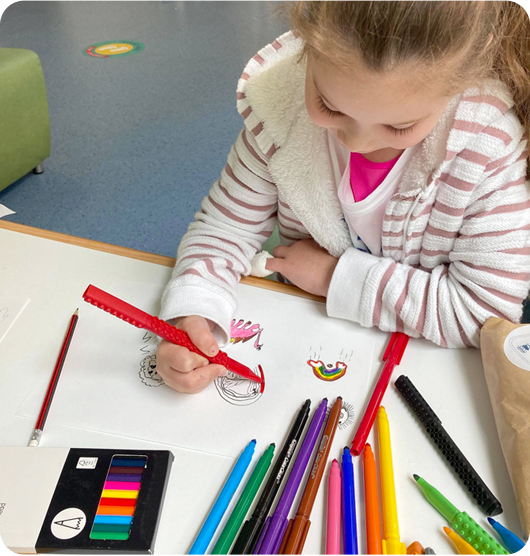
[0,48,50,193]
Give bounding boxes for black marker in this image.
[230,399,311,555]
[395,375,502,516]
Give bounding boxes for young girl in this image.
[157,2,530,394]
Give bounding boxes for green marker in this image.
[413,475,508,555]
[212,443,275,554]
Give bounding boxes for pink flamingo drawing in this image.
[230,319,264,350]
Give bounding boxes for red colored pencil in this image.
[350,332,409,456]
[28,309,79,447]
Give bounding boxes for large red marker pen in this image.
[83,284,263,384]
[350,332,408,456]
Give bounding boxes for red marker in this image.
[82,285,263,384]
[350,333,408,456]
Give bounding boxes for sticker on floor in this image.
[83,41,145,58]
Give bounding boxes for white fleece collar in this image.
[268,102,353,258]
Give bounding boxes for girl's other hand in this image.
[156,316,226,394]
[265,239,339,297]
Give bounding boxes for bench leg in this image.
[33,163,44,174]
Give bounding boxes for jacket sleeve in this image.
[159,128,278,345]
[327,133,530,348]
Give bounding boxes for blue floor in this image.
[0,2,288,256]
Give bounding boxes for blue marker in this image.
[488,517,526,553]
[342,447,358,554]
[189,439,256,554]
[94,515,133,525]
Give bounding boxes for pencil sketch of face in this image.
[214,317,265,406]
[137,331,162,386]
[214,366,265,406]
[307,347,353,381]
[338,401,355,429]
[139,354,163,387]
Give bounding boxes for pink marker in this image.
[326,459,341,554]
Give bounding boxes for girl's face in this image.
[305,52,453,160]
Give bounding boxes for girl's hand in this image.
[265,239,339,297]
[156,316,226,394]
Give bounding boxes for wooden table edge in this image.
[0,220,325,303]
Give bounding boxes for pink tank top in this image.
[350,152,402,202]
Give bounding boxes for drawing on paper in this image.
[214,318,266,405]
[0,297,30,344]
[230,319,264,350]
[140,331,158,354]
[308,359,347,381]
[215,365,265,406]
[139,354,163,387]
[138,331,162,387]
[338,401,355,429]
[307,347,352,381]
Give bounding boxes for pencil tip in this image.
[487,517,495,526]
[74,309,79,315]
[413,474,420,481]
[443,527,451,535]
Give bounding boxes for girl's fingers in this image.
[157,341,208,372]
[272,245,289,258]
[265,256,282,273]
[163,364,226,394]
[179,316,219,357]
[156,315,225,393]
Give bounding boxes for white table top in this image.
[0,223,523,554]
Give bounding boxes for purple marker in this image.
[255,398,328,555]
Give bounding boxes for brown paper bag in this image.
[481,317,530,538]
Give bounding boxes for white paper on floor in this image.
[18,280,376,457]
[0,204,15,218]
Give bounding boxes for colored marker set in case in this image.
[0,447,173,553]
[90,455,147,540]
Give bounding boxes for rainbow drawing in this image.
[307,359,347,382]
[90,455,147,540]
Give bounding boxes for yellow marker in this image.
[377,406,406,555]
[101,489,138,500]
[443,527,480,555]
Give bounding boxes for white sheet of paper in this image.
[0,297,29,343]
[0,204,15,218]
[18,280,375,457]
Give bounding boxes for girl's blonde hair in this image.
[290,1,530,176]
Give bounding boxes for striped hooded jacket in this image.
[160,31,530,349]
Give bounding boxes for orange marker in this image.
[363,443,382,554]
[407,541,425,554]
